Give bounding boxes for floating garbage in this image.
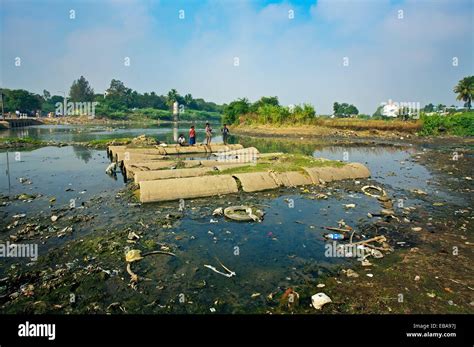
[204,258,235,278]
[324,233,345,240]
[212,207,223,216]
[223,206,264,222]
[311,292,332,310]
[362,185,387,198]
[411,188,427,195]
[105,162,117,175]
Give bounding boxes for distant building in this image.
[382,103,399,117]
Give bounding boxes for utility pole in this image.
[0,89,5,120]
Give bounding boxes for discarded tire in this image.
[361,185,387,198]
[223,206,264,222]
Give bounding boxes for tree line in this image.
[0,76,223,118]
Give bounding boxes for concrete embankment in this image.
[137,162,370,202]
[106,140,370,203]
[108,143,244,161]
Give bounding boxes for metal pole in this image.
[6,150,11,194]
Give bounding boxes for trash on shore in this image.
[280,288,300,309]
[105,162,117,175]
[125,249,176,286]
[311,292,332,310]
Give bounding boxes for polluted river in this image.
[0,123,472,314]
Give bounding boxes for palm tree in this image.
[184,93,193,106]
[454,76,473,110]
[166,89,179,108]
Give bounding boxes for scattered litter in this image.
[209,308,216,313]
[105,162,117,175]
[366,273,374,278]
[281,288,299,308]
[223,206,264,222]
[13,214,26,219]
[362,185,387,198]
[411,188,427,195]
[19,177,31,184]
[311,292,332,310]
[414,275,420,281]
[317,283,326,288]
[212,207,223,216]
[127,231,140,242]
[345,269,359,278]
[204,258,235,278]
[411,227,422,232]
[51,215,59,222]
[344,203,356,209]
[324,233,345,240]
[251,293,261,298]
[125,249,176,286]
[209,219,219,223]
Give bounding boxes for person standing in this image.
[221,124,230,145]
[205,123,212,145]
[189,125,196,146]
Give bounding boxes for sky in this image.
[0,0,473,114]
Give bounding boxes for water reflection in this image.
[72,145,93,163]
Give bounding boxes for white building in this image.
[382,103,399,117]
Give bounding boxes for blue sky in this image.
[1,0,473,114]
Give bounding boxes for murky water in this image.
[0,124,450,312]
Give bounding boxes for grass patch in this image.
[214,154,344,175]
[88,137,134,146]
[0,137,43,144]
[419,112,474,136]
[313,118,422,132]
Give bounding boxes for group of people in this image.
[177,123,230,146]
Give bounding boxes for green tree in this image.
[454,76,473,110]
[105,79,132,110]
[223,98,250,124]
[69,76,94,102]
[2,89,42,113]
[43,89,51,100]
[423,103,434,112]
[184,93,193,106]
[166,89,180,109]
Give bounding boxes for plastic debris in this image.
[324,233,345,240]
[311,292,332,310]
[204,258,236,278]
[212,207,223,216]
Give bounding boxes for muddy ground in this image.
[0,135,472,314]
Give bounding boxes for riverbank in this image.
[0,128,472,314]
